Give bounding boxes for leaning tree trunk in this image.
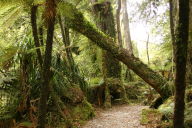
[173,0,189,127]
[63,2,172,100]
[37,0,56,128]
[93,1,127,107]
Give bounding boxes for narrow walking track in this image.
[82,105,147,128]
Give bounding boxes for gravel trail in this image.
[82,105,147,128]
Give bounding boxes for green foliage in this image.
[0,6,23,32]
[58,2,75,19]
[0,72,19,119]
[0,44,18,68]
[70,99,95,120]
[18,122,33,127]
[185,102,192,128]
[158,97,174,120]
[141,108,162,125]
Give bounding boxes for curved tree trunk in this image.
[64,3,171,100]
[37,0,56,127]
[173,0,189,127]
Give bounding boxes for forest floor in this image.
[82,104,148,128]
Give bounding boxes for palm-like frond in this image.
[0,0,25,8]
[0,6,23,32]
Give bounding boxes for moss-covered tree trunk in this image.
[37,0,56,127]
[19,53,30,117]
[173,0,189,127]
[186,0,192,86]
[93,1,127,107]
[63,2,172,100]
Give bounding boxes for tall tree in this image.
[146,35,150,65]
[92,1,127,107]
[31,5,43,67]
[169,0,176,80]
[121,0,133,55]
[120,0,134,81]
[64,2,172,100]
[186,0,192,85]
[37,0,56,127]
[116,0,123,47]
[173,0,189,127]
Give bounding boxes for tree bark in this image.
[121,0,133,55]
[93,2,121,79]
[65,3,171,100]
[37,0,56,127]
[146,35,150,65]
[31,5,43,66]
[93,2,122,108]
[169,0,176,49]
[186,0,192,85]
[169,0,176,80]
[116,0,123,48]
[120,0,134,82]
[39,26,44,46]
[173,0,189,127]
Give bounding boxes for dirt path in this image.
[82,105,147,128]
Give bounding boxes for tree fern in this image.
[0,6,23,31]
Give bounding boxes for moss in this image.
[17,122,33,127]
[106,78,128,103]
[60,85,84,104]
[186,88,192,102]
[124,82,148,101]
[141,108,162,125]
[70,99,95,121]
[89,77,103,85]
[158,97,174,120]
[185,102,192,128]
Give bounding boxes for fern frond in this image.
[0,45,18,68]
[0,6,23,32]
[0,0,24,8]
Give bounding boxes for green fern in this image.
[0,6,23,31]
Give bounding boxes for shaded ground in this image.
[82,105,148,128]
